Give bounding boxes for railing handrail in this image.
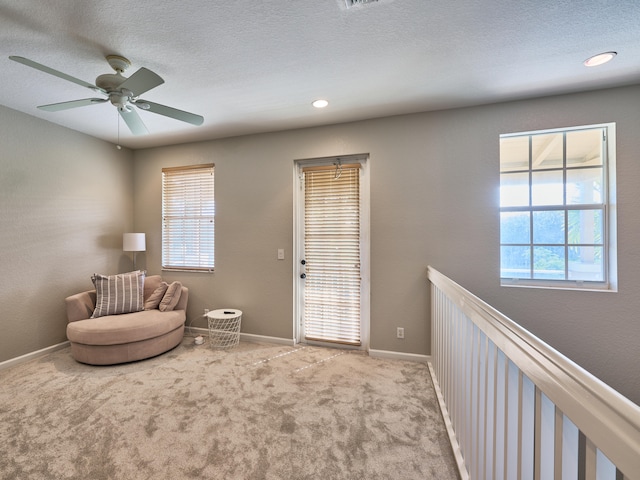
[427,266,640,478]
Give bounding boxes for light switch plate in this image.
[277,248,285,260]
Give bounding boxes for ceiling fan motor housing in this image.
[95,70,133,111]
[108,91,130,110]
[95,73,126,92]
[96,55,132,92]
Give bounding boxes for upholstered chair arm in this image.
[65,290,97,323]
[176,286,189,311]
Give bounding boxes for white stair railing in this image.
[427,266,640,480]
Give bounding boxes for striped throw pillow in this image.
[91,271,146,318]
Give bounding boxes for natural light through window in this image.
[499,124,617,290]
[162,164,215,272]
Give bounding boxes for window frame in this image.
[499,123,617,292]
[161,163,215,273]
[293,154,371,351]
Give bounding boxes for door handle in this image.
[300,273,306,279]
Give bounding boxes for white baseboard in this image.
[186,326,295,347]
[427,361,469,480]
[187,328,426,359]
[240,332,295,346]
[0,338,428,371]
[0,341,70,372]
[185,326,209,336]
[369,349,431,363]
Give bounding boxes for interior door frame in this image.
[292,153,370,351]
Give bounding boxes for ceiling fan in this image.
[9,54,204,135]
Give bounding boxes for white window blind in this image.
[303,164,361,346]
[162,164,215,272]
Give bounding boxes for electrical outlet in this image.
[397,327,404,339]
[204,308,209,315]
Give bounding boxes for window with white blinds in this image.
[303,164,361,346]
[162,164,215,272]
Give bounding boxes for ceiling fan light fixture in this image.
[312,99,329,109]
[584,51,617,67]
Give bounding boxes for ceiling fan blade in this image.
[119,107,148,135]
[119,67,164,96]
[138,100,204,126]
[38,98,108,112]
[9,56,104,93]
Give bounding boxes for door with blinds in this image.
[295,156,369,348]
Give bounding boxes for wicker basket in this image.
[207,310,242,349]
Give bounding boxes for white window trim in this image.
[500,123,617,292]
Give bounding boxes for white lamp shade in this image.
[123,233,146,252]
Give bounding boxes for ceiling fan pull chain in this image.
[116,110,122,150]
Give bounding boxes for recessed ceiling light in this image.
[312,99,329,109]
[584,51,617,67]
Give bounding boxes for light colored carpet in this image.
[0,338,459,479]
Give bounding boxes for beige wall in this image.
[0,105,134,362]
[134,85,640,404]
[2,85,639,405]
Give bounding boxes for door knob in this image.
[300,273,306,279]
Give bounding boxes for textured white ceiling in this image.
[1,0,639,149]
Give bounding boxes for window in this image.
[162,164,215,272]
[500,124,616,290]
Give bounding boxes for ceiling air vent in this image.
[344,0,379,8]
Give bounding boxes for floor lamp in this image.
[123,233,146,270]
